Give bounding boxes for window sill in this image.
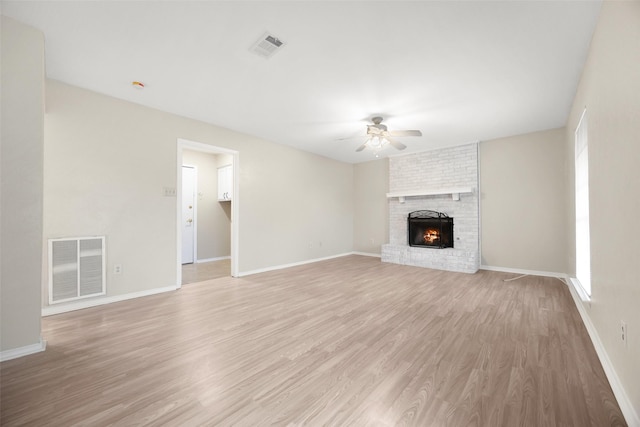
[569,276,591,304]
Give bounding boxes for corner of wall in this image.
[0,16,45,354]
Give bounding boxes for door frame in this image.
[181,164,198,264]
[176,138,240,287]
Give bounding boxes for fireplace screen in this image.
[408,210,453,248]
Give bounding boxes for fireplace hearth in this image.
[408,210,453,249]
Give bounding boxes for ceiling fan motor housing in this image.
[368,116,388,135]
[367,124,387,135]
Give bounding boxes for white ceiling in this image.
[2,1,601,163]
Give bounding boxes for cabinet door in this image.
[217,166,227,200]
[225,165,233,200]
[217,165,233,201]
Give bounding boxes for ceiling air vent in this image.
[250,32,285,59]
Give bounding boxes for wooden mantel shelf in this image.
[386,187,474,203]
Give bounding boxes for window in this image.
[575,109,591,296]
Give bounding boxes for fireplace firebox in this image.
[408,210,453,249]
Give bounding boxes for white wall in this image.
[43,80,353,306]
[182,150,231,261]
[0,17,45,355]
[353,159,388,255]
[480,128,567,274]
[565,2,640,422]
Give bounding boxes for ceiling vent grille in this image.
[250,32,285,58]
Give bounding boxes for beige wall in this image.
[43,80,353,305]
[0,17,45,353]
[353,159,388,254]
[182,150,231,261]
[480,128,567,273]
[564,1,640,419]
[239,143,353,272]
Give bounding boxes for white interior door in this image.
[181,166,196,264]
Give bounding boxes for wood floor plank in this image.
[181,259,230,285]
[0,255,627,426]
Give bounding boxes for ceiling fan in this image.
[354,117,422,154]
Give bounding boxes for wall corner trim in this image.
[566,277,640,427]
[196,256,231,263]
[0,337,47,362]
[237,252,356,277]
[351,252,381,258]
[479,265,565,278]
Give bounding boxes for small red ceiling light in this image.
[132,81,145,89]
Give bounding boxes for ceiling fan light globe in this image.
[369,136,382,148]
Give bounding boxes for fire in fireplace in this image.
[408,210,453,248]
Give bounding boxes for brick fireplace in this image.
[381,143,479,273]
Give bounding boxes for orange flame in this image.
[423,229,440,243]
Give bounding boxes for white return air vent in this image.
[49,237,106,304]
[250,32,285,58]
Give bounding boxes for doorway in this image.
[176,138,239,287]
[181,165,197,264]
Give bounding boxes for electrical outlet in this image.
[114,264,122,275]
[621,321,628,347]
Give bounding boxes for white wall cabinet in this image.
[217,164,233,201]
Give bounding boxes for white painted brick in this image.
[384,143,479,273]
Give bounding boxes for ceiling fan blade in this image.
[355,143,368,152]
[386,137,406,150]
[388,130,422,137]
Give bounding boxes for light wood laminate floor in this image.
[182,259,231,285]
[1,255,626,426]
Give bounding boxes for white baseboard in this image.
[565,278,639,427]
[42,285,178,316]
[237,252,354,277]
[1,337,47,362]
[352,251,381,258]
[196,256,230,263]
[480,264,565,278]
